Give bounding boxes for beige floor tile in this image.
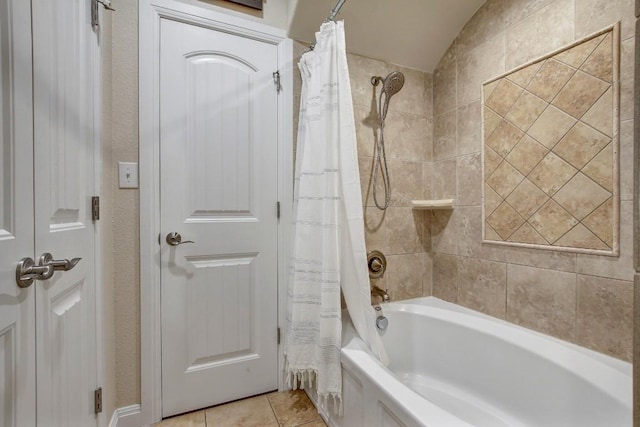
[205,395,278,427]
[155,410,206,427]
[298,420,328,427]
[267,390,320,427]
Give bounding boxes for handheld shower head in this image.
[381,71,405,98]
[379,71,405,121]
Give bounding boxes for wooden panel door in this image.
[32,0,99,425]
[160,18,279,417]
[0,1,36,425]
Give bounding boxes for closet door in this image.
[32,0,99,425]
[0,1,36,426]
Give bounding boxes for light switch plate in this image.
[118,162,139,189]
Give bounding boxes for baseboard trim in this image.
[109,404,142,427]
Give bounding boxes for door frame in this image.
[139,1,293,424]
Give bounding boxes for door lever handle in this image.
[39,253,82,272]
[16,258,55,288]
[166,232,195,246]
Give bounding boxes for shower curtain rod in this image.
[327,0,347,21]
[308,0,347,51]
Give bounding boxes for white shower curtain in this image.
[285,20,388,410]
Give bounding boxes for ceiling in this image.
[287,0,486,72]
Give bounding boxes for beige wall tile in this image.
[433,59,457,116]
[526,59,576,103]
[553,34,604,68]
[456,0,505,54]
[388,160,425,206]
[503,0,556,28]
[486,120,525,157]
[553,122,611,169]
[505,135,548,175]
[387,66,429,117]
[484,145,503,177]
[620,119,634,200]
[384,111,431,162]
[529,199,578,242]
[433,159,457,199]
[508,222,549,244]
[577,200,634,280]
[575,0,636,41]
[505,61,543,87]
[505,0,575,70]
[347,53,388,108]
[552,71,610,119]
[486,160,525,198]
[582,143,614,192]
[358,155,373,207]
[505,91,548,131]
[423,162,433,199]
[506,178,550,219]
[386,207,427,255]
[485,79,524,116]
[457,101,482,155]
[354,104,377,158]
[620,37,635,121]
[457,153,482,206]
[553,172,611,220]
[458,257,507,318]
[528,152,578,196]
[484,184,503,217]
[577,275,633,361]
[483,105,502,138]
[385,253,425,300]
[434,110,457,160]
[363,206,388,254]
[487,201,526,239]
[506,264,577,341]
[432,253,459,302]
[423,252,434,296]
[457,34,506,106]
[582,197,614,246]
[555,223,610,250]
[580,34,613,82]
[432,209,458,255]
[527,106,577,148]
[581,87,614,137]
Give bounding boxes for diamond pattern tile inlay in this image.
[482,28,618,253]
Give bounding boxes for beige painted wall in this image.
[431,0,636,361]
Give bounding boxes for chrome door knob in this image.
[166,232,195,246]
[16,257,54,288]
[39,252,82,272]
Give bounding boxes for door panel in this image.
[160,18,279,417]
[0,0,35,425]
[32,0,98,425]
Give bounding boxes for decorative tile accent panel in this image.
[482,26,620,255]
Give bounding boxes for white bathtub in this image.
[307,296,632,427]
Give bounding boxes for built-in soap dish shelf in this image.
[411,199,454,210]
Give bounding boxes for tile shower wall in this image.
[431,0,635,361]
[292,42,434,301]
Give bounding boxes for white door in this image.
[0,0,36,425]
[32,0,99,425]
[0,1,100,426]
[160,18,280,417]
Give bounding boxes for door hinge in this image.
[272,71,282,93]
[277,201,281,219]
[94,387,103,414]
[91,0,116,29]
[277,327,281,345]
[91,196,100,221]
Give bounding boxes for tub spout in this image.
[371,285,390,303]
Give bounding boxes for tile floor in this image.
[155,390,328,427]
